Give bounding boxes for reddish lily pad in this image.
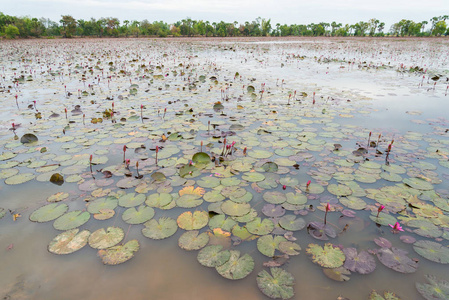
[376,247,418,273]
[343,248,376,274]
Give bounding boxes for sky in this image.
[3,0,449,30]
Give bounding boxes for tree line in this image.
[1,12,448,39]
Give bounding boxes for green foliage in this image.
[5,24,19,38]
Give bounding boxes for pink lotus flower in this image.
[377,205,385,218]
[389,222,404,233]
[306,180,311,188]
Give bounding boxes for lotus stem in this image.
[155,146,159,166]
[324,203,331,225]
[123,145,127,163]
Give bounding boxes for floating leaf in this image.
[257,235,287,257]
[48,229,90,255]
[306,243,345,268]
[413,240,449,264]
[221,200,251,217]
[197,245,231,267]
[278,241,301,256]
[87,197,118,214]
[88,227,124,249]
[328,184,352,197]
[118,193,146,207]
[142,217,178,240]
[377,247,418,273]
[30,203,68,223]
[53,211,90,231]
[343,248,376,274]
[177,211,209,230]
[323,267,351,282]
[307,222,336,240]
[416,274,449,300]
[122,205,155,224]
[262,204,286,218]
[257,268,295,299]
[178,230,209,251]
[246,217,275,235]
[98,239,139,265]
[216,250,254,280]
[279,215,306,231]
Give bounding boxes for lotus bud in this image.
[306,180,311,188]
[282,185,286,190]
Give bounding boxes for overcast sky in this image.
[3,0,449,30]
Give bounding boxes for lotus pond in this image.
[1,37,449,300]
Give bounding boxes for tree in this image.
[432,20,447,36]
[5,24,19,38]
[60,15,77,38]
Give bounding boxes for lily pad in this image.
[178,230,209,251]
[53,210,90,231]
[416,274,449,300]
[48,229,90,255]
[262,204,286,218]
[88,227,124,249]
[413,240,449,264]
[30,203,68,223]
[216,250,254,280]
[279,215,306,231]
[246,217,275,235]
[87,197,118,214]
[306,243,345,268]
[377,247,418,273]
[257,235,287,257]
[403,178,434,191]
[328,184,352,197]
[322,267,351,282]
[343,248,376,274]
[98,239,139,265]
[122,205,155,224]
[118,193,146,207]
[221,200,251,217]
[20,133,38,144]
[307,222,337,240]
[197,245,231,267]
[177,211,209,230]
[142,217,178,240]
[257,268,295,299]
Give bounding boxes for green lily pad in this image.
[257,235,287,257]
[192,152,211,165]
[279,215,306,231]
[177,211,209,230]
[178,230,209,251]
[5,173,35,185]
[176,194,203,208]
[30,203,69,223]
[257,268,295,299]
[98,239,139,265]
[249,149,273,159]
[416,274,449,300]
[118,193,146,207]
[221,200,251,217]
[279,241,301,256]
[88,227,124,249]
[403,178,434,191]
[142,217,178,240]
[216,250,254,280]
[306,243,345,268]
[263,191,287,204]
[197,176,221,188]
[413,240,449,264]
[198,245,232,268]
[322,267,351,282]
[369,291,401,300]
[48,229,90,255]
[246,217,275,235]
[122,205,155,224]
[87,197,118,214]
[339,196,367,210]
[209,214,237,232]
[145,193,172,208]
[328,184,352,197]
[369,212,397,226]
[380,172,403,182]
[407,219,442,238]
[53,211,91,231]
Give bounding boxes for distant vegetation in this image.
[1,12,448,39]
